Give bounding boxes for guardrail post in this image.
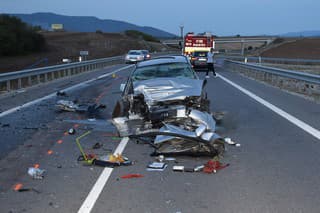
[44,73,48,82]
[37,75,40,84]
[18,78,22,89]
[28,76,32,86]
[6,80,11,91]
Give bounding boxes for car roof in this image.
[137,55,189,67]
[128,50,143,53]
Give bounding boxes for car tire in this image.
[112,101,128,118]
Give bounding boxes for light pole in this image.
[179,25,184,55]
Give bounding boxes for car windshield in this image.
[128,51,142,55]
[132,63,196,81]
[193,52,208,57]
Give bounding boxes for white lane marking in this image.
[0,65,133,118]
[217,73,320,140]
[78,137,129,213]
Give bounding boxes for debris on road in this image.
[121,174,144,179]
[173,166,185,172]
[172,165,203,172]
[56,100,106,117]
[203,160,229,174]
[76,131,132,168]
[147,162,167,171]
[2,123,10,128]
[212,111,226,123]
[56,91,67,96]
[194,165,205,172]
[28,167,46,179]
[92,142,103,149]
[68,128,76,135]
[224,137,241,147]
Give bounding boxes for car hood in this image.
[133,77,204,106]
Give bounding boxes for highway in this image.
[0,61,320,213]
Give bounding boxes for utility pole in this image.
[180,25,184,55]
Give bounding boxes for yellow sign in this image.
[51,24,63,30]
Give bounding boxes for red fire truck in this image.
[183,32,215,56]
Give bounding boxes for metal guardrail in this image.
[221,55,320,65]
[224,60,320,85]
[0,56,124,92]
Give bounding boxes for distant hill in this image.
[281,30,320,37]
[9,12,176,38]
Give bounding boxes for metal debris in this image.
[56,100,106,116]
[28,167,45,180]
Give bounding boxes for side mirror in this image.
[120,84,125,92]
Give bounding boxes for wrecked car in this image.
[113,56,209,123]
[112,55,224,157]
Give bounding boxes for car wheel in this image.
[112,100,128,118]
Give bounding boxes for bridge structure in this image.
[161,36,277,55]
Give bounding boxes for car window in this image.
[132,63,196,81]
[128,51,142,55]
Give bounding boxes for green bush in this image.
[0,14,46,56]
[124,30,159,42]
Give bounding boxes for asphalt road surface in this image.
[0,61,320,213]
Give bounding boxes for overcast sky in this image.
[1,0,319,36]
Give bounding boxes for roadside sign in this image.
[80,51,89,56]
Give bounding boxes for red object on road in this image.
[203,160,229,174]
[121,174,144,179]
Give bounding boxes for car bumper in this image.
[125,58,144,63]
[192,61,208,69]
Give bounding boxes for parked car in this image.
[113,55,209,122]
[190,51,208,69]
[125,50,145,64]
[141,50,151,60]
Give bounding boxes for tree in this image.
[0,14,46,56]
[124,30,159,42]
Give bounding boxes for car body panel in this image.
[133,77,204,107]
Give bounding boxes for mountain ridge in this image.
[9,12,177,38]
[281,30,320,37]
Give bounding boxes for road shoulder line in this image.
[77,137,129,213]
[218,73,320,140]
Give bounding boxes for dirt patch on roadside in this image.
[261,38,320,59]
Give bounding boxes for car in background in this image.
[125,50,145,64]
[141,50,151,60]
[190,51,208,69]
